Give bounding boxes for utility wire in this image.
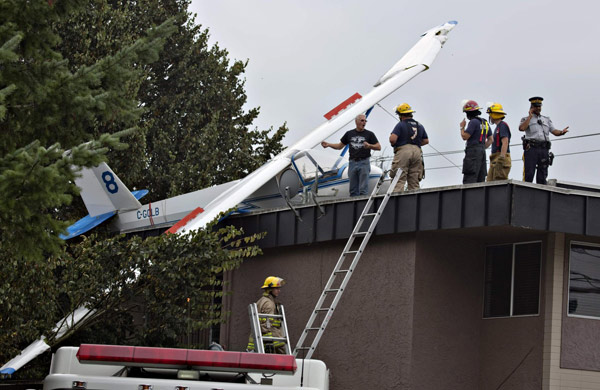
[372,104,600,171]
[375,103,462,171]
[420,149,600,171]
[422,132,600,158]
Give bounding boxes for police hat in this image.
[529,96,543,107]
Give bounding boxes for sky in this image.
[189,0,600,189]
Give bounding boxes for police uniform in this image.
[520,97,556,184]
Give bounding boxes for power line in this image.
[375,103,463,170]
[371,104,600,171]
[420,149,600,171]
[421,133,600,158]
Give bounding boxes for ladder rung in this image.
[257,313,283,318]
[262,336,288,341]
[294,171,398,359]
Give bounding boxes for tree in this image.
[0,135,132,362]
[0,1,275,377]
[0,0,174,369]
[56,225,264,348]
[56,0,288,199]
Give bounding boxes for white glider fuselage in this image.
[66,20,457,237]
[112,152,383,234]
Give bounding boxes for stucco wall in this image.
[480,316,544,389]
[221,235,418,390]
[221,228,552,389]
[410,232,482,389]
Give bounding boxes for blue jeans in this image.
[349,159,371,196]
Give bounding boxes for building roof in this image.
[223,180,600,249]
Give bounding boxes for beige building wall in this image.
[543,233,600,389]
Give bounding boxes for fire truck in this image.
[42,344,328,390]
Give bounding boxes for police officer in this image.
[460,100,493,183]
[389,103,429,192]
[247,276,287,354]
[519,97,569,184]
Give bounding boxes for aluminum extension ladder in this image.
[248,303,292,354]
[293,169,402,359]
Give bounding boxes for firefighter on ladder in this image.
[247,276,287,354]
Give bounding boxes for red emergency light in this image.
[76,344,297,375]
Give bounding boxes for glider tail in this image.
[75,162,143,217]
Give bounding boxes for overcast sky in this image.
[189,0,600,188]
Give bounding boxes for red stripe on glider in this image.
[323,93,362,120]
[164,207,204,235]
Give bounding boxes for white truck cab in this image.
[43,344,328,390]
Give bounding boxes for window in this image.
[568,242,600,319]
[483,242,542,318]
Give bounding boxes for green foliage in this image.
[0,0,282,377]
[52,224,264,348]
[0,1,176,155]
[0,220,264,371]
[0,0,174,372]
[0,131,129,363]
[0,133,130,261]
[57,0,288,199]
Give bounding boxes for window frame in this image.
[483,240,543,319]
[567,240,600,320]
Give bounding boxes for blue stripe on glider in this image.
[60,189,149,240]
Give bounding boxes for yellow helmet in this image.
[395,103,415,115]
[261,276,285,289]
[486,103,507,119]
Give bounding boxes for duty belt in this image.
[524,138,551,149]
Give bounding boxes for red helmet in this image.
[462,100,481,112]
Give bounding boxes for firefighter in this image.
[389,103,429,191]
[460,100,493,183]
[486,103,511,181]
[247,276,287,354]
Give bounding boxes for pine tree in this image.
[56,0,288,199]
[0,1,270,377]
[0,0,173,369]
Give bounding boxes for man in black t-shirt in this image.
[321,114,380,196]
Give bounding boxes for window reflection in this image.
[569,243,600,318]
